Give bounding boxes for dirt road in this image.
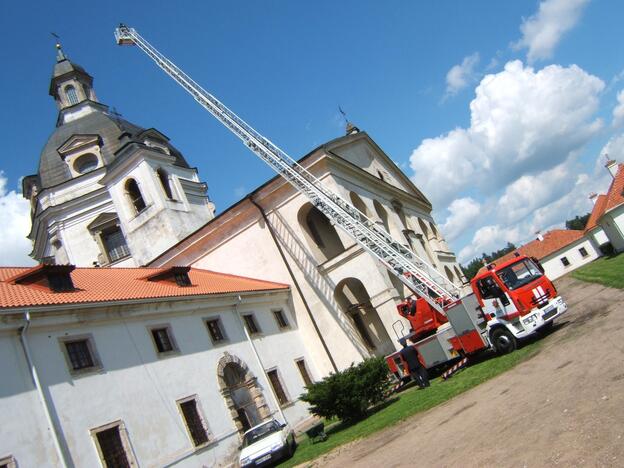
[307,277,624,467]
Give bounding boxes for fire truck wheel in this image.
[491,328,517,354]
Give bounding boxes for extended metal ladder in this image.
[114,25,461,312]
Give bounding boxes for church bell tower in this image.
[23,42,216,267]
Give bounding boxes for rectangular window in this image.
[103,227,130,262]
[267,369,289,406]
[579,247,588,258]
[178,397,209,447]
[243,314,260,335]
[150,326,177,354]
[273,309,289,329]
[93,423,133,468]
[295,359,313,387]
[561,256,570,267]
[65,339,95,370]
[205,318,226,343]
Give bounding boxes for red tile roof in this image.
[585,163,624,231]
[477,229,585,275]
[585,194,607,231]
[0,266,289,310]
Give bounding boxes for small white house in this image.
[487,229,600,281]
[0,265,316,467]
[585,160,624,253]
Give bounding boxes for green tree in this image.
[565,213,590,230]
[461,242,517,281]
[300,356,392,422]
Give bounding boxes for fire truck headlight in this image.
[523,315,536,325]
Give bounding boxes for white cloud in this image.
[600,133,624,161]
[612,90,624,127]
[410,60,604,208]
[512,0,590,63]
[445,53,480,97]
[458,225,523,264]
[440,197,481,242]
[0,173,35,266]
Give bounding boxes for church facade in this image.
[1,45,467,466]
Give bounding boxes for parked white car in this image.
[239,419,296,467]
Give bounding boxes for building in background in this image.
[585,160,624,253]
[481,230,600,281]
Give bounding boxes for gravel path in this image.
[304,276,624,467]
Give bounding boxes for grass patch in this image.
[279,341,542,467]
[570,253,624,289]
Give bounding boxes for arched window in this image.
[454,266,464,283]
[298,203,345,262]
[349,192,369,217]
[157,168,173,199]
[418,218,430,239]
[65,85,78,105]
[444,266,454,282]
[430,222,440,239]
[373,200,390,233]
[125,178,146,214]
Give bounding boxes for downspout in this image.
[250,198,338,372]
[19,311,71,468]
[233,295,287,424]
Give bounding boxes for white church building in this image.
[1,44,466,467]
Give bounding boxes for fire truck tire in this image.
[491,327,517,354]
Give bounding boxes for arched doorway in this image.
[217,353,270,433]
[335,278,393,356]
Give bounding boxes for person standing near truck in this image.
[399,339,430,389]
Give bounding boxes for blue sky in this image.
[1,0,624,266]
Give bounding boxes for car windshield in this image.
[242,421,280,447]
[496,259,542,290]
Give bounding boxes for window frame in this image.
[101,225,131,263]
[560,256,571,267]
[205,317,228,344]
[578,247,589,258]
[176,395,211,449]
[147,324,179,357]
[266,367,290,407]
[125,178,147,215]
[0,455,17,468]
[58,334,102,376]
[242,313,261,335]
[65,84,79,105]
[90,420,137,468]
[272,309,290,329]
[295,358,314,387]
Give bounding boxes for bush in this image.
[300,356,392,422]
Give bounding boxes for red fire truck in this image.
[387,254,567,382]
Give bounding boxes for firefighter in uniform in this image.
[399,338,430,389]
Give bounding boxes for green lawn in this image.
[279,341,542,467]
[570,253,624,289]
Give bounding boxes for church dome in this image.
[37,45,190,189]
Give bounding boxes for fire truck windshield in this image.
[496,259,542,290]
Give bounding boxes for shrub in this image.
[300,356,392,422]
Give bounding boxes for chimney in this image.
[605,157,618,178]
[589,192,598,204]
[536,231,544,242]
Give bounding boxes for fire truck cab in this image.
[472,254,568,353]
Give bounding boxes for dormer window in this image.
[47,271,75,292]
[174,272,192,287]
[73,153,99,174]
[125,178,146,214]
[65,85,79,105]
[144,266,193,287]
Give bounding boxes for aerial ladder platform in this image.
[113,25,461,317]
